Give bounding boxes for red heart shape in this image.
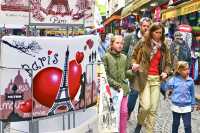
[19,102,26,112]
[19,99,34,113]
[33,67,62,108]
[48,50,52,55]
[75,51,84,64]
[86,39,94,49]
[68,59,82,98]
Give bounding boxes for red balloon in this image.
[19,99,34,113]
[75,51,84,64]
[68,60,82,99]
[33,67,62,108]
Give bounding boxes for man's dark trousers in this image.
[127,89,139,118]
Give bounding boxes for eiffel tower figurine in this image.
[48,47,74,116]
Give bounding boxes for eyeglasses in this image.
[140,17,151,23]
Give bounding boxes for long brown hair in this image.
[145,22,165,47]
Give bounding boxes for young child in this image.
[103,35,129,133]
[166,61,196,133]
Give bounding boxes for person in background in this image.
[124,17,152,120]
[123,24,135,37]
[123,17,152,56]
[98,28,109,60]
[166,61,196,133]
[103,35,129,133]
[170,31,191,70]
[131,22,171,133]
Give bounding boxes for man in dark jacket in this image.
[123,17,151,120]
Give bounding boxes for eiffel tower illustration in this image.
[48,47,74,116]
[46,0,70,15]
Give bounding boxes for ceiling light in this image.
[140,8,147,12]
[150,2,158,7]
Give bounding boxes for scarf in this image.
[150,39,162,60]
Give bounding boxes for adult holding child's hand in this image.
[131,64,140,72]
[160,72,168,80]
[131,22,171,133]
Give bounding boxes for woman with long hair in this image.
[131,22,171,133]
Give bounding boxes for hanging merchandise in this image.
[191,26,200,54]
[122,18,128,29]
[190,57,195,79]
[142,10,152,18]
[189,12,197,21]
[168,20,176,39]
[168,0,189,6]
[154,7,161,22]
[178,25,192,32]
[190,57,199,81]
[128,15,136,24]
[197,11,200,26]
[178,25,192,49]
[194,58,199,81]
[114,21,120,27]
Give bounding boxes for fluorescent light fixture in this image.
[140,8,147,12]
[150,2,158,7]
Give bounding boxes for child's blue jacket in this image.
[167,75,196,107]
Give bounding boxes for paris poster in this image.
[0,35,99,121]
[0,0,94,26]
